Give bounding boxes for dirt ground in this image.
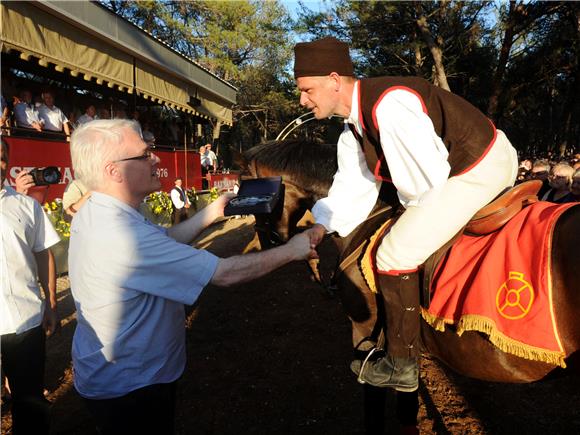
[2,216,580,434]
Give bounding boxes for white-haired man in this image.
[68,119,317,434]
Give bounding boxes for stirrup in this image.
[357,347,381,385]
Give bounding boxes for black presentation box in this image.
[224,176,283,216]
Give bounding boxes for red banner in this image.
[3,136,203,202]
[207,173,239,191]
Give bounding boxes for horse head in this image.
[241,139,337,247]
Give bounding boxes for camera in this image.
[29,166,61,186]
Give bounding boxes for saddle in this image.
[464,180,542,235]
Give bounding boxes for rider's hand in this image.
[306,224,327,248]
[285,232,319,261]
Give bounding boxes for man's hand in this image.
[15,170,35,194]
[31,121,43,131]
[285,232,319,261]
[42,304,59,337]
[306,223,327,248]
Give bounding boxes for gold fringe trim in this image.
[421,310,567,368]
[360,219,393,294]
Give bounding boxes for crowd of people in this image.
[516,154,580,203]
[0,81,191,148]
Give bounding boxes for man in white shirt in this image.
[38,91,71,136]
[68,119,316,434]
[202,143,217,172]
[75,104,96,127]
[0,138,60,435]
[13,89,43,132]
[295,37,518,392]
[170,177,190,224]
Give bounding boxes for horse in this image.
[239,138,580,434]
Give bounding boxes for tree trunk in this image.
[416,15,451,91]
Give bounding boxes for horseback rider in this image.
[295,37,519,392]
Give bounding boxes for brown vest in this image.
[353,77,496,182]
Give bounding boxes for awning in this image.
[1,1,134,92]
[135,59,233,125]
[1,1,235,126]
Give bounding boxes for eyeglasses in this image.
[113,149,153,163]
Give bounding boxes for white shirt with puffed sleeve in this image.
[312,80,451,237]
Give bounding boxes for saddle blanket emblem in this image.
[362,202,577,368]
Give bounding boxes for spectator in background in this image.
[202,143,217,172]
[114,107,127,119]
[572,153,580,171]
[142,130,155,148]
[541,162,575,203]
[98,107,111,120]
[62,179,90,221]
[38,90,71,137]
[76,105,97,127]
[530,159,551,199]
[569,169,580,202]
[170,177,190,225]
[1,138,60,435]
[516,158,532,183]
[1,94,10,130]
[13,89,43,132]
[131,110,141,129]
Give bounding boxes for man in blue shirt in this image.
[68,119,317,434]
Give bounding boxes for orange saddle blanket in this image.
[423,201,577,368]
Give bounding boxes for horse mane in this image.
[243,139,337,191]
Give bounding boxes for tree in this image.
[101,0,301,151]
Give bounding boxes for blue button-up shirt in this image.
[69,192,218,399]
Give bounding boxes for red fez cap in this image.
[294,37,354,78]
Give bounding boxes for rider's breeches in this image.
[376,130,518,273]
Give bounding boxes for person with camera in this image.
[0,138,60,435]
[68,119,318,435]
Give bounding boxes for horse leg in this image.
[397,390,419,435]
[363,384,386,435]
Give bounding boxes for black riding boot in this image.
[351,272,421,392]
